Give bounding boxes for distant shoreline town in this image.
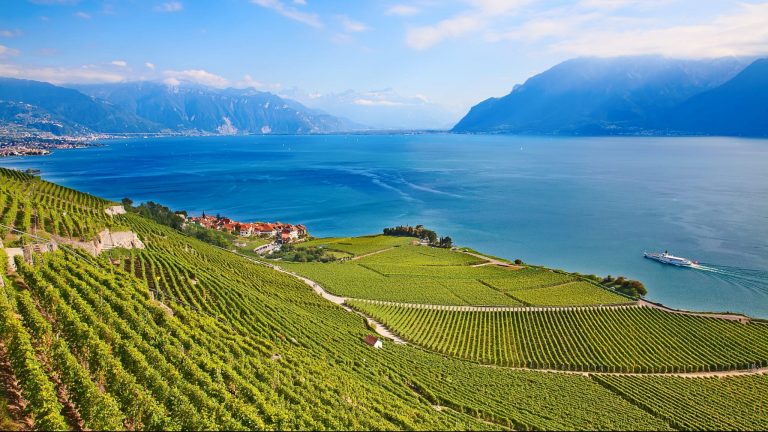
[187,213,308,244]
[0,132,100,157]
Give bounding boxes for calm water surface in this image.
[3,134,767,317]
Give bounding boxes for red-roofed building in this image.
[187,214,308,242]
[363,335,383,349]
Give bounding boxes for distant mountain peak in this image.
[0,77,363,135]
[452,56,765,136]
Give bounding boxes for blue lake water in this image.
[2,134,768,317]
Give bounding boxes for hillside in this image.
[0,78,361,135]
[0,78,161,134]
[452,56,763,136]
[0,167,767,430]
[73,82,364,135]
[660,58,768,136]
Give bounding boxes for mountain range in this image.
[0,78,362,135]
[453,56,768,136]
[2,56,767,137]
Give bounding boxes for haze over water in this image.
[3,134,767,318]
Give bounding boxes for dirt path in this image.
[350,298,640,312]
[461,250,523,269]
[479,363,768,378]
[350,247,396,261]
[219,247,767,376]
[638,299,752,323]
[253,260,406,344]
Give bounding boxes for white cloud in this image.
[340,15,369,33]
[251,0,322,28]
[386,5,420,16]
[407,15,484,50]
[236,74,282,91]
[0,62,126,84]
[156,1,183,13]
[163,69,230,88]
[0,29,22,38]
[111,60,128,67]
[468,0,528,15]
[145,62,156,70]
[405,0,529,49]
[0,45,21,57]
[293,0,306,4]
[354,98,404,106]
[75,11,91,19]
[496,2,768,58]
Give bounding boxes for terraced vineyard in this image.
[0,167,120,239]
[285,245,631,307]
[387,346,672,431]
[594,375,768,430]
[348,300,768,373]
[295,235,413,256]
[511,281,631,306]
[1,168,766,431]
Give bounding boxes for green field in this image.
[511,281,631,306]
[2,167,767,431]
[0,167,121,240]
[284,243,630,307]
[295,235,413,256]
[282,261,526,305]
[348,300,768,373]
[594,375,768,430]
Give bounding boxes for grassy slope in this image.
[349,300,768,372]
[285,242,630,306]
[0,168,765,430]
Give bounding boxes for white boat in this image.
[644,251,696,267]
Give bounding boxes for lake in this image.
[2,134,767,317]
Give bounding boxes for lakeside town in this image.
[187,213,308,245]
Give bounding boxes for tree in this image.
[121,197,133,208]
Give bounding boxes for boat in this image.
[644,250,697,267]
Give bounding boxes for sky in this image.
[1,0,768,125]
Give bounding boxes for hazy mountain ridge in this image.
[0,78,362,135]
[278,87,458,130]
[74,82,365,134]
[453,56,767,136]
[659,58,768,136]
[0,77,162,134]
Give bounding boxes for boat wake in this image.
[691,263,768,296]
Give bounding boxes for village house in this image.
[363,335,383,349]
[253,223,278,237]
[238,223,255,237]
[188,214,308,243]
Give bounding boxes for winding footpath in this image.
[258,261,407,344]
[224,247,766,377]
[348,298,640,312]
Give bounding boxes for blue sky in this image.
[2,0,768,124]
